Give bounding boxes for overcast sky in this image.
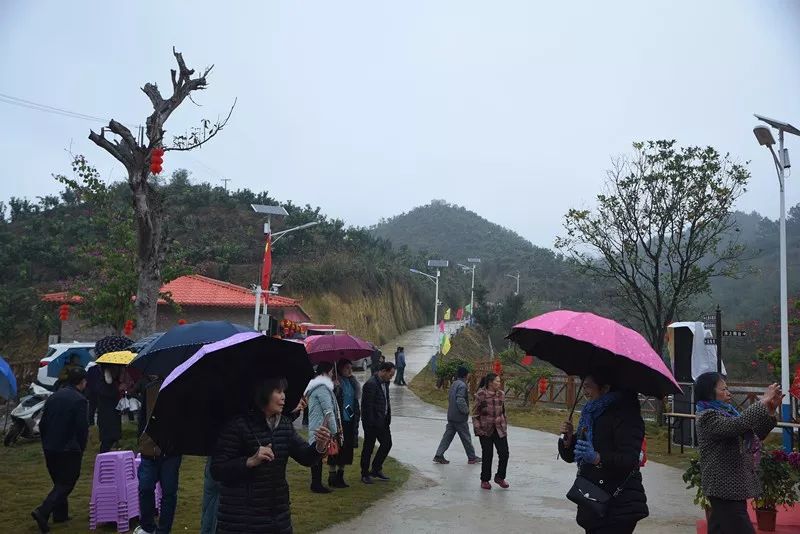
[1,1,799,247]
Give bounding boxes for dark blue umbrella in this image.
[0,355,17,400]
[130,321,256,377]
[146,332,312,455]
[47,346,95,378]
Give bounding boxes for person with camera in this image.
[694,372,781,534]
[304,362,341,494]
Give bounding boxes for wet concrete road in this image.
[321,322,701,534]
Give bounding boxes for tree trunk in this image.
[130,170,164,336]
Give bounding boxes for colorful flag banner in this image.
[465,303,472,314]
[456,308,464,321]
[439,320,445,333]
[441,334,451,355]
[444,308,451,321]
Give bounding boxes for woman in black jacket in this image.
[211,377,332,534]
[558,373,649,534]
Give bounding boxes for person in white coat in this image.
[304,361,340,493]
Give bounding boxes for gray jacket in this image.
[447,378,470,423]
[304,375,340,444]
[696,401,776,500]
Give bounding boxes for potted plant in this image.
[753,449,800,531]
[682,456,711,520]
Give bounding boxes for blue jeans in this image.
[200,457,219,534]
[138,455,182,534]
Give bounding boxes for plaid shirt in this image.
[472,388,507,438]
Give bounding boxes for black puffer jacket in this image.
[558,393,649,531]
[211,411,321,534]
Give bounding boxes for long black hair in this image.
[695,372,724,403]
[479,372,498,389]
[315,361,334,376]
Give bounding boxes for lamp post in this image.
[410,268,441,335]
[506,272,520,296]
[458,257,481,323]
[251,204,319,332]
[753,114,800,451]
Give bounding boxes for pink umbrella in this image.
[303,334,373,364]
[507,310,681,397]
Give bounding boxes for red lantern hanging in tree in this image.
[123,320,135,336]
[58,303,70,321]
[150,147,164,175]
[177,319,187,325]
[521,354,534,366]
[538,377,549,396]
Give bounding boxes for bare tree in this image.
[556,140,749,380]
[89,48,234,334]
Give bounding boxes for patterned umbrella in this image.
[95,335,134,357]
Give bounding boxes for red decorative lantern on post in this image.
[538,376,549,397]
[58,303,70,321]
[150,147,164,175]
[493,358,503,376]
[123,319,134,336]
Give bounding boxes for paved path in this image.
[321,323,701,534]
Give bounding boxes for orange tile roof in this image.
[42,274,302,309]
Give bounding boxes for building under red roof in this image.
[42,275,312,341]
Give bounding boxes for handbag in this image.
[566,470,636,518]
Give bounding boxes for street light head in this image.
[251,204,289,217]
[754,114,800,137]
[754,125,776,147]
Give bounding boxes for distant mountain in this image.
[371,200,614,311]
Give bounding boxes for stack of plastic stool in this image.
[89,451,139,532]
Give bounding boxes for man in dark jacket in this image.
[433,366,480,464]
[31,367,89,533]
[360,362,395,484]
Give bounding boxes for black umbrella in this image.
[145,331,312,456]
[129,321,255,377]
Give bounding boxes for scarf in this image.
[576,391,623,465]
[696,400,760,453]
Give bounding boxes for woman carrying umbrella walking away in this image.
[694,372,781,534]
[558,373,649,534]
[327,359,361,488]
[304,362,341,494]
[473,373,510,490]
[211,377,331,534]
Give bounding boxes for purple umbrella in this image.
[507,310,681,398]
[145,332,313,456]
[303,334,373,364]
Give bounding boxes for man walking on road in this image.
[433,366,481,464]
[31,367,89,533]
[394,346,407,386]
[360,362,395,484]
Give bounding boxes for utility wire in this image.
[0,92,139,129]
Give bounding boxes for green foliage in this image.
[434,358,474,382]
[498,347,554,405]
[557,140,750,354]
[681,455,711,509]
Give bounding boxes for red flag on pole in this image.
[261,234,272,290]
[456,308,464,321]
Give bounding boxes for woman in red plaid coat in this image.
[473,373,510,490]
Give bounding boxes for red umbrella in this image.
[304,334,373,364]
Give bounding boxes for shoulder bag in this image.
[566,469,636,518]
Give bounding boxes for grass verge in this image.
[0,422,408,533]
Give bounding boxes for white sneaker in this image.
[133,527,155,534]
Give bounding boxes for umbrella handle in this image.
[560,377,585,441]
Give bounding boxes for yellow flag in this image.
[442,335,451,355]
[443,308,451,321]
